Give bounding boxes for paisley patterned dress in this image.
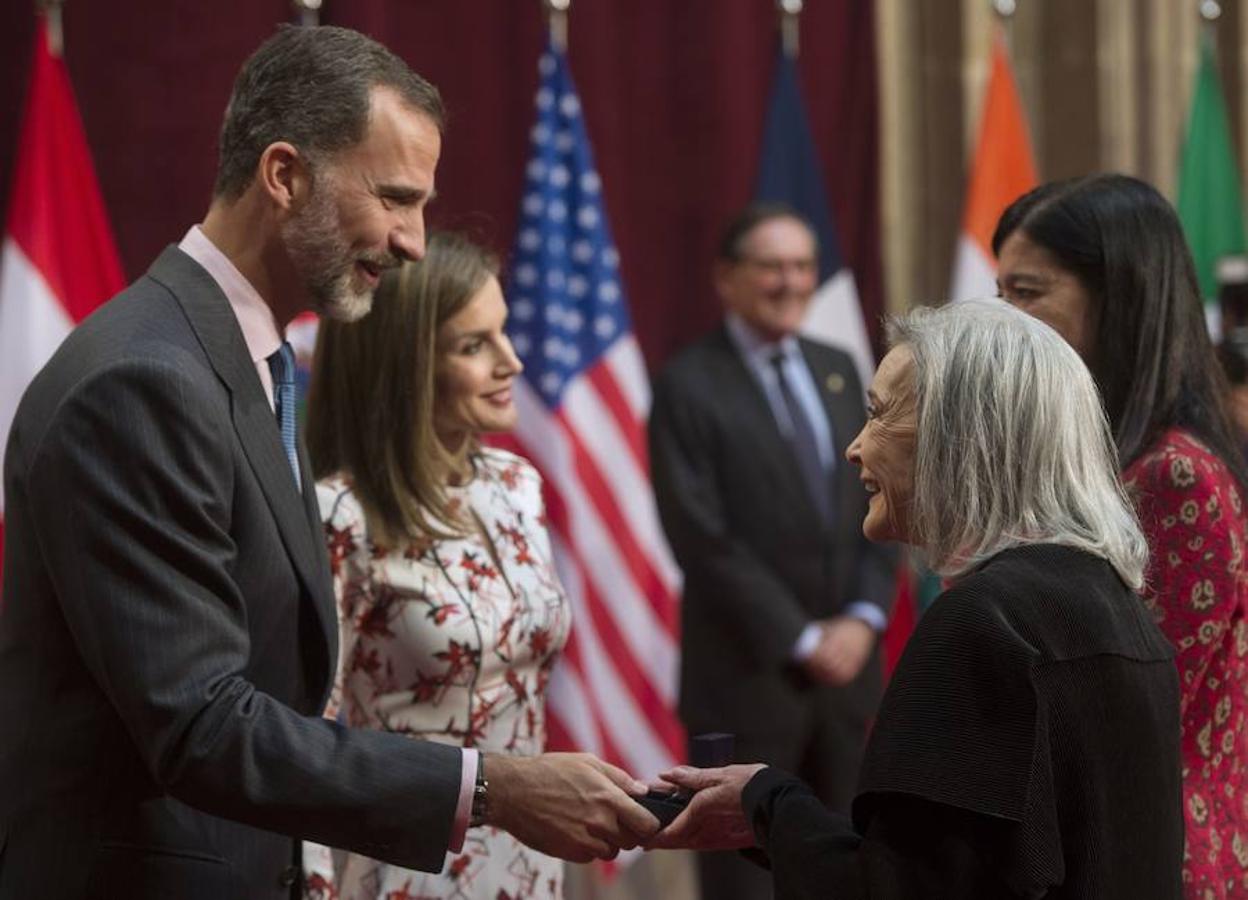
[1124,428,1248,899]
[304,448,570,900]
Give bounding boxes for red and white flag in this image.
[0,16,125,577]
[950,29,1037,302]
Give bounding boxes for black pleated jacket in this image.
[743,543,1184,900]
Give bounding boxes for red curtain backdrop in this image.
[0,0,882,371]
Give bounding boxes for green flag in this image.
[1178,36,1246,306]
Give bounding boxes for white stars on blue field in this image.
[505,48,631,409]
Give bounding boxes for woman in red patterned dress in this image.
[301,232,571,900]
[994,174,1248,899]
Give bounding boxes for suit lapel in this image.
[711,328,827,526]
[147,247,337,653]
[297,435,334,604]
[801,339,863,520]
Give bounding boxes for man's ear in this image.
[711,258,736,301]
[256,141,310,212]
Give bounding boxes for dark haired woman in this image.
[302,232,569,899]
[994,173,1248,897]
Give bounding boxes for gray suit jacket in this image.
[0,247,461,899]
[649,326,896,747]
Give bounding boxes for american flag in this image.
[500,43,685,780]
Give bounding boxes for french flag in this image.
[754,47,874,391]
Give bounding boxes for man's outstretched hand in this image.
[485,752,660,863]
[644,764,767,852]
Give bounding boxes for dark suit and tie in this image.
[0,247,464,898]
[649,207,896,900]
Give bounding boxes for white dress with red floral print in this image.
[303,448,570,900]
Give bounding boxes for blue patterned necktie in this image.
[266,341,301,488]
[771,351,830,524]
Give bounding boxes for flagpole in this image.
[291,0,321,27]
[36,0,64,58]
[992,0,1017,55]
[1197,0,1220,116]
[777,0,801,60]
[1199,0,1221,47]
[543,0,569,52]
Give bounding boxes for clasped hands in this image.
[489,752,765,862]
[644,763,766,851]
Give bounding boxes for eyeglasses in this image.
[736,256,818,277]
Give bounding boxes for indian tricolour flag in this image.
[950,28,1037,303]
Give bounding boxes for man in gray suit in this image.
[649,205,897,900]
[0,26,654,899]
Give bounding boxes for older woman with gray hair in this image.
[648,301,1183,899]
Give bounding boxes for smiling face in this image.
[434,275,524,448]
[283,86,442,322]
[996,230,1098,361]
[846,346,918,544]
[715,216,819,342]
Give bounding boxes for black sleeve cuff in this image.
[742,766,807,846]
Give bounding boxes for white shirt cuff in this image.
[791,622,824,662]
[449,748,479,852]
[845,601,887,633]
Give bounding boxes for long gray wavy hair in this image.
[893,300,1147,589]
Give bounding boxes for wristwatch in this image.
[469,753,489,827]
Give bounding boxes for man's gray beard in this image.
[282,185,375,323]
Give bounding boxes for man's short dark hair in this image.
[715,202,819,262]
[213,25,444,200]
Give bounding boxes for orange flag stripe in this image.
[962,29,1038,256]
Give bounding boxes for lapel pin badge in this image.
[825,373,845,394]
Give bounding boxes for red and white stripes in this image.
[0,17,125,576]
[506,335,685,780]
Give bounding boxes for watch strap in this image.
[470,752,489,827]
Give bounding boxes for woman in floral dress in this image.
[994,174,1248,899]
[303,232,570,900]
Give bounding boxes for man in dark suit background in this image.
[649,204,897,900]
[0,26,654,900]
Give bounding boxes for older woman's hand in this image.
[645,764,767,851]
